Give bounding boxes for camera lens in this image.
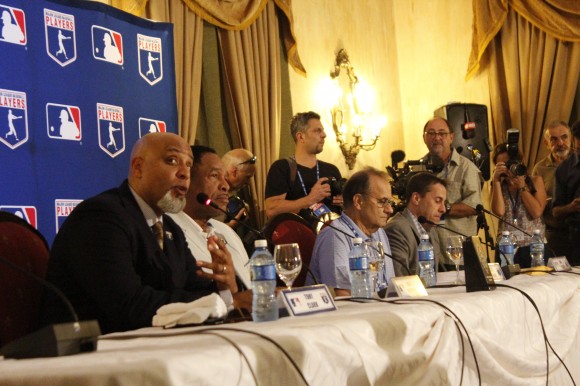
[508,162,527,176]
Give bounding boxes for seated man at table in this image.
[385,172,446,275]
[41,132,240,334]
[169,145,252,291]
[306,167,396,295]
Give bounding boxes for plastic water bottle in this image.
[418,234,436,288]
[348,238,372,298]
[529,229,545,267]
[250,239,278,322]
[498,231,515,265]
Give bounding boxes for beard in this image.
[157,190,186,213]
[554,148,570,159]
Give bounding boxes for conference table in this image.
[1,270,579,385]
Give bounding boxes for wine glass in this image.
[274,243,302,289]
[446,236,464,284]
[365,241,385,293]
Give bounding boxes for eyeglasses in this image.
[237,155,256,166]
[425,131,451,139]
[363,194,396,208]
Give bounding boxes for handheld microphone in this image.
[196,193,265,238]
[305,212,410,275]
[0,254,100,359]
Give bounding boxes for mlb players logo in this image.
[92,25,123,65]
[0,5,26,45]
[139,117,166,137]
[137,34,162,85]
[44,9,76,67]
[97,103,125,158]
[46,103,81,141]
[0,206,37,228]
[0,88,27,149]
[55,199,81,233]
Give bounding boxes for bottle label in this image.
[251,264,276,281]
[499,244,514,254]
[349,256,368,271]
[418,249,434,262]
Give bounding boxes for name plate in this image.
[281,285,336,316]
[389,275,428,297]
[488,262,506,282]
[547,256,572,271]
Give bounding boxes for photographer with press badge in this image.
[265,111,344,225]
[490,135,547,254]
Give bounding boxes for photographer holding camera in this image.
[265,111,344,222]
[490,142,547,247]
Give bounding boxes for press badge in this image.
[310,202,331,217]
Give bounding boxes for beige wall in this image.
[289,0,491,175]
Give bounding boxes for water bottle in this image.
[498,231,515,265]
[529,229,545,267]
[250,239,278,322]
[418,234,436,288]
[348,238,372,298]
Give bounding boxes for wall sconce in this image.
[329,49,386,170]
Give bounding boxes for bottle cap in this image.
[502,231,510,236]
[255,239,268,248]
[353,237,363,244]
[420,234,429,240]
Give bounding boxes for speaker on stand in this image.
[434,103,491,181]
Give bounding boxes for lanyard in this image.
[339,215,374,241]
[505,183,520,222]
[293,155,319,197]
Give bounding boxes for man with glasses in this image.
[422,117,482,268]
[265,111,343,221]
[552,120,580,265]
[223,148,257,193]
[532,120,573,256]
[306,168,395,296]
[385,173,447,276]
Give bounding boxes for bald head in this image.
[222,148,256,192]
[128,132,193,215]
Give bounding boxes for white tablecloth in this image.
[1,270,579,385]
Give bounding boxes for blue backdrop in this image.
[0,0,178,244]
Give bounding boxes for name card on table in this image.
[547,256,572,271]
[388,275,428,297]
[281,285,336,316]
[488,262,506,282]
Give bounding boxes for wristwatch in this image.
[445,201,452,215]
[519,186,529,193]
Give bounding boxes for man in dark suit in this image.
[41,132,239,333]
[385,173,447,276]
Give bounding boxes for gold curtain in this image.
[217,1,281,223]
[467,0,580,79]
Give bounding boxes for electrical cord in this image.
[494,283,576,386]
[100,326,309,386]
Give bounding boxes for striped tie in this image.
[152,221,164,250]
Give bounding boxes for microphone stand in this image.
[476,211,493,263]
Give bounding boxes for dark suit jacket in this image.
[385,209,441,276]
[41,180,216,333]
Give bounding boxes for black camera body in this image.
[505,128,527,176]
[324,177,347,196]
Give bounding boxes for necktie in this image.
[152,221,164,250]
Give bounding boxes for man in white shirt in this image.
[170,145,252,290]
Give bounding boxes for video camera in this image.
[386,150,444,212]
[505,128,527,176]
[226,195,249,220]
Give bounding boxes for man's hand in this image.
[196,235,238,294]
[307,177,332,206]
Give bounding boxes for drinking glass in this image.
[274,243,302,289]
[365,241,385,293]
[446,236,464,284]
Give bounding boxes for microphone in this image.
[455,146,463,154]
[391,150,406,167]
[305,212,410,276]
[475,204,532,238]
[418,216,473,240]
[196,193,265,238]
[0,254,100,359]
[462,105,476,139]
